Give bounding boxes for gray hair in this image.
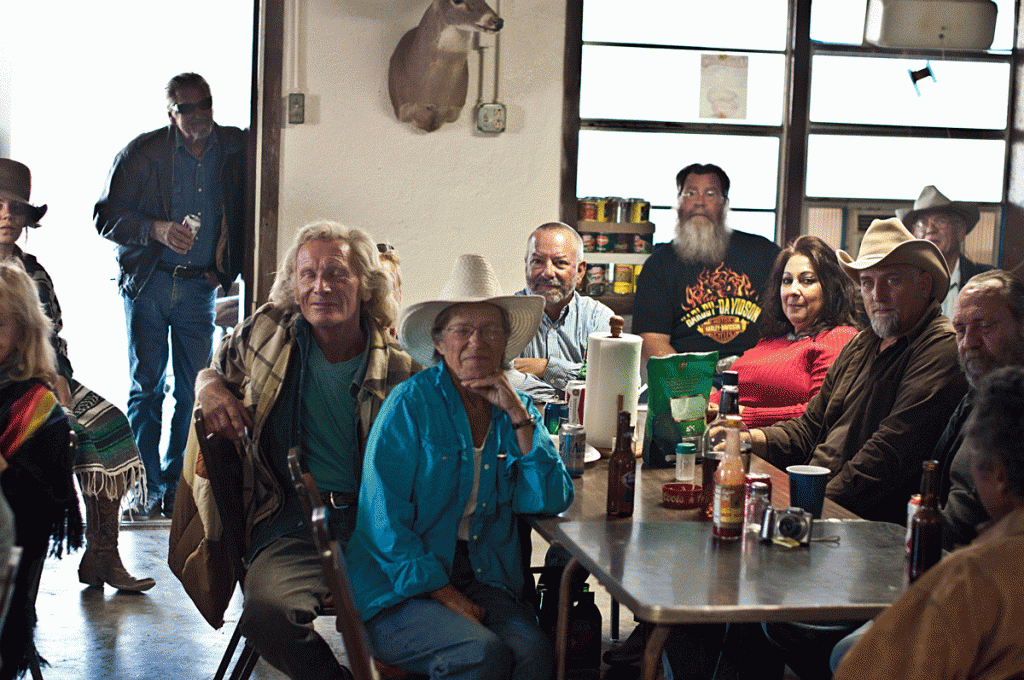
[961,269,1024,327]
[527,222,584,263]
[429,302,512,369]
[269,220,396,331]
[166,72,210,107]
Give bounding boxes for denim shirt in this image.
[510,289,613,401]
[346,362,574,621]
[162,127,222,268]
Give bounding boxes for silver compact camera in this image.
[760,506,813,544]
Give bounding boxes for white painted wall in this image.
[277,0,568,307]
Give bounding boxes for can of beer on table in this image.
[565,381,586,425]
[559,422,586,478]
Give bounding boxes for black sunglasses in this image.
[171,96,213,116]
[376,243,395,254]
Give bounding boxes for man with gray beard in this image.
[633,163,779,365]
[747,218,968,523]
[939,269,1024,548]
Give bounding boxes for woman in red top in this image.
[712,235,860,427]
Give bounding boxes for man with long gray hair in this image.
[169,221,419,680]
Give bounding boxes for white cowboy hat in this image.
[896,185,980,234]
[837,218,950,302]
[399,254,545,367]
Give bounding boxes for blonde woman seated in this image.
[0,261,82,679]
[710,235,859,427]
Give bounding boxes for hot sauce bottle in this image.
[712,417,746,540]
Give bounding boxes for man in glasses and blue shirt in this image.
[95,72,247,519]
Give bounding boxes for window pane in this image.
[810,56,1009,128]
[582,0,788,51]
[581,46,786,125]
[806,135,1004,201]
[576,130,780,214]
[810,0,1015,50]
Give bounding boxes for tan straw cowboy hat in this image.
[399,254,545,367]
[896,185,980,234]
[837,218,950,302]
[0,159,47,226]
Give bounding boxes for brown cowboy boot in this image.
[78,495,156,591]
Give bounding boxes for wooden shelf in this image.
[584,253,649,265]
[577,220,655,235]
[589,294,634,317]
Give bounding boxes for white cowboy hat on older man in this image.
[399,254,545,367]
[837,217,951,302]
[896,185,980,234]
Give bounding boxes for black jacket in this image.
[94,123,247,299]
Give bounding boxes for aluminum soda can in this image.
[184,213,201,237]
[559,422,586,477]
[565,381,585,425]
[744,472,772,507]
[544,400,568,435]
[906,494,921,554]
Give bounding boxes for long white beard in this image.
[673,212,730,264]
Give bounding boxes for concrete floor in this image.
[33,520,657,680]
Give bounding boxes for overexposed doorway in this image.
[2,1,253,413]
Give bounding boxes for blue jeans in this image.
[365,546,553,680]
[123,269,215,497]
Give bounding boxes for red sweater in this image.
[711,326,858,428]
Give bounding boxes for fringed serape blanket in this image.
[69,381,146,503]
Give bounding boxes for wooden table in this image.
[531,456,904,680]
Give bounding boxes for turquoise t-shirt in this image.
[302,342,364,494]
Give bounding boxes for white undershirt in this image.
[458,429,487,541]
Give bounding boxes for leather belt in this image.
[320,491,356,510]
[156,261,209,279]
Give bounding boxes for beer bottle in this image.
[712,417,745,540]
[606,411,635,518]
[703,371,751,469]
[908,459,942,582]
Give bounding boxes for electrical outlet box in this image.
[476,103,506,133]
[288,93,305,124]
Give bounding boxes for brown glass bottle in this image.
[908,459,942,583]
[606,411,635,518]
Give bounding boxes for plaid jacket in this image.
[168,302,419,627]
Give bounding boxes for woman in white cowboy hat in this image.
[346,254,574,680]
[0,158,153,592]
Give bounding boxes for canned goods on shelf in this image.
[612,264,634,295]
[595,198,612,222]
[613,233,632,253]
[606,197,628,223]
[633,232,653,254]
[594,233,613,253]
[580,232,595,253]
[585,264,608,296]
[628,199,650,223]
[578,197,600,221]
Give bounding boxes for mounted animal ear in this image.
[387,0,504,132]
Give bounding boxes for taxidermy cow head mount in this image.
[388,0,503,132]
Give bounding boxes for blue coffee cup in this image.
[786,465,830,518]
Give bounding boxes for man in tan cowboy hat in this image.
[745,218,968,523]
[899,185,993,318]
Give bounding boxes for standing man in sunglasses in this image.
[95,72,247,519]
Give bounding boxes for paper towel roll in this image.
[583,330,643,449]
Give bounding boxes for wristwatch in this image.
[511,414,536,430]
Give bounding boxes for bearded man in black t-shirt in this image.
[633,163,780,366]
